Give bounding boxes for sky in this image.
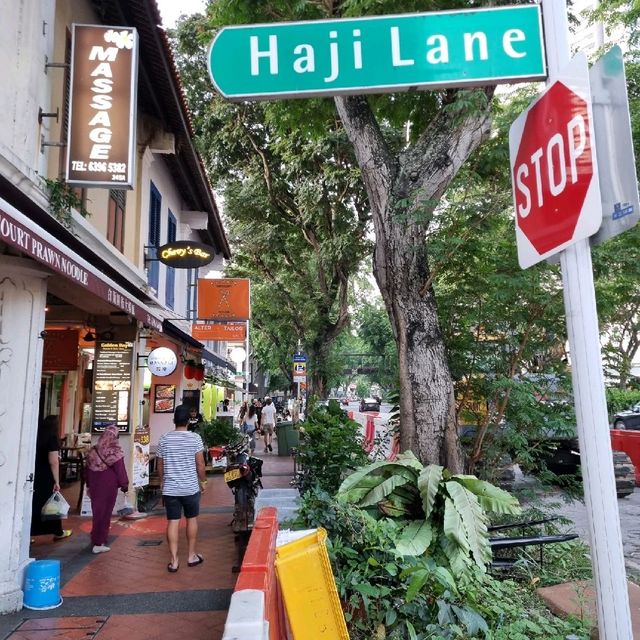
[155,0,206,28]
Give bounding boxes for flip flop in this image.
[167,562,179,573]
[188,554,204,567]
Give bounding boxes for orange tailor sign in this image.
[197,278,250,321]
[192,323,247,341]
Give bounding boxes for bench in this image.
[489,518,579,570]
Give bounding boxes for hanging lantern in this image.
[184,361,196,379]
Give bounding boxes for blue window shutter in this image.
[148,183,161,291]
[166,211,176,309]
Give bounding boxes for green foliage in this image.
[294,488,589,639]
[296,400,369,494]
[43,177,90,228]
[199,417,238,448]
[353,301,398,391]
[336,455,521,577]
[605,387,640,415]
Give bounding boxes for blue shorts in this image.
[163,492,200,520]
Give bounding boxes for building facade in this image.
[0,0,234,613]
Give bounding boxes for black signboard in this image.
[157,241,214,269]
[92,341,133,433]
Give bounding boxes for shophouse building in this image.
[0,0,235,613]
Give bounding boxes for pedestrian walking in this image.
[238,400,248,425]
[241,405,259,454]
[157,404,207,573]
[85,424,129,554]
[30,415,73,542]
[261,397,276,453]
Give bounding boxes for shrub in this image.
[295,488,589,639]
[296,400,369,494]
[199,417,237,448]
[606,387,640,415]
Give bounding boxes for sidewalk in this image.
[0,451,296,640]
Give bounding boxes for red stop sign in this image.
[511,81,595,260]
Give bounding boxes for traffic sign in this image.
[589,46,639,245]
[208,5,546,101]
[509,53,602,268]
[293,353,306,362]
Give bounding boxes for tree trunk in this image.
[335,93,493,472]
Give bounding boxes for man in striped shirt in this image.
[157,404,207,573]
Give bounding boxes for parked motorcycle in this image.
[217,435,263,535]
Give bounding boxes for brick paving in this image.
[1,451,296,640]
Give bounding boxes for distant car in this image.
[359,398,381,413]
[612,403,640,430]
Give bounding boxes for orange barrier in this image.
[363,415,376,452]
[234,507,284,640]
[610,430,640,485]
[388,432,400,460]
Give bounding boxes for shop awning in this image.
[162,320,235,373]
[0,197,163,331]
[162,319,201,347]
[202,348,235,373]
[209,376,237,390]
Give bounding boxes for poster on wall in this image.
[133,426,150,488]
[92,341,133,433]
[154,384,176,413]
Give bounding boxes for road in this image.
[516,470,640,575]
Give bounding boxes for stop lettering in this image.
[512,81,594,256]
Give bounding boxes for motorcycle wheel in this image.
[233,484,250,533]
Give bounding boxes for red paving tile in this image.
[93,611,227,640]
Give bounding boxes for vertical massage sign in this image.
[66,25,139,188]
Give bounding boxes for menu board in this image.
[92,341,133,433]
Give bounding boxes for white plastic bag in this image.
[115,492,134,517]
[41,491,70,520]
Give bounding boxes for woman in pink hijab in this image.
[85,425,129,554]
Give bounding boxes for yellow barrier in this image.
[275,528,349,639]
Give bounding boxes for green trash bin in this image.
[277,421,299,456]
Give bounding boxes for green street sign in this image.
[208,5,546,100]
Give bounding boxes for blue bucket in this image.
[23,559,62,610]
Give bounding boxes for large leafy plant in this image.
[336,452,521,575]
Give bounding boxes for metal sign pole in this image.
[543,2,632,637]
